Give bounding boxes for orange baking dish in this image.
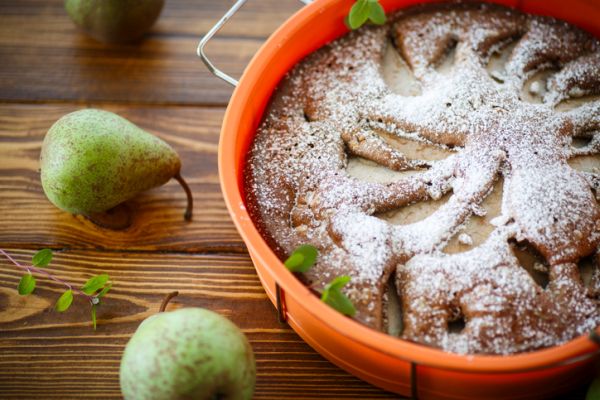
[213,0,600,398]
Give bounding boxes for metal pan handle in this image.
[197,0,312,87]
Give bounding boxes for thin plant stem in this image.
[0,248,94,303]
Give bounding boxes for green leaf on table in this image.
[32,248,52,267]
[81,274,109,295]
[368,0,386,25]
[96,282,112,299]
[55,289,73,312]
[91,304,97,330]
[320,276,356,316]
[587,377,600,400]
[18,273,36,295]
[284,245,318,273]
[348,0,370,29]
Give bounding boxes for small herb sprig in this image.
[320,275,356,316]
[284,245,356,316]
[346,0,386,30]
[284,244,318,273]
[0,248,111,329]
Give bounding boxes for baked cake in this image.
[244,2,600,354]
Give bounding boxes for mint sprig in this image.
[347,0,386,30]
[81,273,109,295]
[97,282,112,299]
[18,273,36,295]
[283,245,356,316]
[32,248,52,267]
[1,248,111,329]
[284,244,318,273]
[55,289,74,312]
[321,276,357,316]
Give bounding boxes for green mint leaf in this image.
[284,244,318,273]
[343,15,352,30]
[18,273,36,295]
[322,286,357,316]
[587,377,600,400]
[96,282,112,299]
[325,275,351,292]
[348,0,371,30]
[91,304,97,330]
[368,1,386,25]
[321,276,356,316]
[285,253,304,270]
[81,274,109,295]
[32,248,53,267]
[55,289,73,312]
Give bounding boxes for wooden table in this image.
[0,1,398,398]
[1,1,596,399]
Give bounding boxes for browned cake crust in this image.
[244,2,600,354]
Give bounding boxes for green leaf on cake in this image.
[348,0,371,29]
[347,0,386,30]
[321,275,356,316]
[368,1,386,25]
[284,244,318,273]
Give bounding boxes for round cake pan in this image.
[214,0,600,398]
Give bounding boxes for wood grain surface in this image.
[0,104,245,252]
[0,0,399,398]
[0,0,302,105]
[0,249,395,399]
[0,1,594,399]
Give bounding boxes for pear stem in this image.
[174,172,193,221]
[159,291,179,312]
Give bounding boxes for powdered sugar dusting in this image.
[245,2,600,354]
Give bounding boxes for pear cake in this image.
[244,2,600,354]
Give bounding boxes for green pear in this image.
[40,109,192,223]
[65,0,164,43]
[120,293,256,400]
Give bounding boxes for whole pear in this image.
[40,109,192,221]
[65,0,164,43]
[120,294,256,400]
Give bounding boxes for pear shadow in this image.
[83,202,133,231]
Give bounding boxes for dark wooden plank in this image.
[0,103,246,252]
[0,0,304,105]
[0,0,302,38]
[0,35,255,105]
[0,248,397,399]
